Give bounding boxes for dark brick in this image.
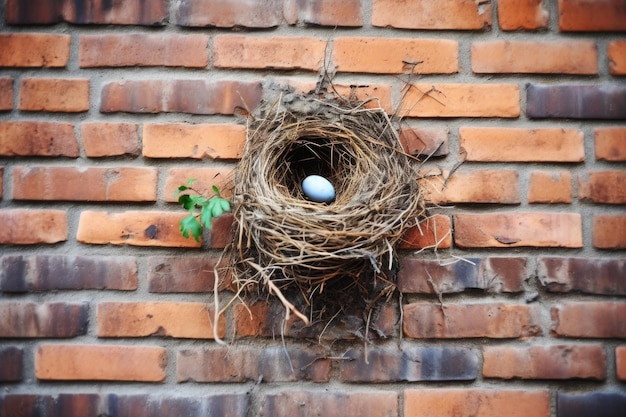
[0,302,88,338]
[147,256,220,293]
[57,394,101,417]
[557,392,626,417]
[398,257,527,294]
[0,394,55,417]
[105,394,249,417]
[100,80,262,115]
[579,171,626,204]
[0,255,137,292]
[284,0,363,26]
[175,0,282,28]
[0,347,22,382]
[340,345,478,382]
[527,84,626,120]
[538,257,626,295]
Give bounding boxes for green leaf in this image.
[187,178,197,187]
[180,214,203,242]
[178,194,195,211]
[200,202,214,229]
[212,185,220,196]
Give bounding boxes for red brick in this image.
[579,171,626,204]
[398,214,452,249]
[209,212,234,249]
[163,167,234,203]
[101,79,262,115]
[538,257,626,295]
[0,209,67,245]
[460,127,585,162]
[551,301,626,338]
[399,127,449,157]
[0,77,13,111]
[97,302,224,339]
[558,0,626,31]
[421,169,519,204]
[284,0,363,26]
[259,390,398,417]
[483,344,606,380]
[404,389,550,417]
[174,0,282,28]
[81,122,140,157]
[0,302,87,338]
[12,166,157,202]
[528,170,573,204]
[19,78,89,112]
[399,84,520,118]
[498,0,549,30]
[0,121,79,157]
[0,34,70,67]
[595,127,626,161]
[0,347,22,382]
[143,123,245,160]
[472,41,597,74]
[454,212,582,248]
[177,346,330,382]
[617,347,626,380]
[213,35,325,71]
[403,302,542,339]
[147,256,222,293]
[608,40,626,75]
[80,34,208,68]
[372,0,492,30]
[593,215,626,249]
[36,344,166,382]
[0,394,54,416]
[333,37,458,74]
[333,83,393,112]
[77,210,201,248]
[0,167,3,199]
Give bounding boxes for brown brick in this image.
[399,127,449,157]
[528,170,573,204]
[12,166,157,202]
[454,212,583,248]
[460,127,585,162]
[80,34,208,68]
[497,0,549,30]
[398,257,528,294]
[143,123,245,159]
[472,41,597,74]
[213,35,325,71]
[147,256,221,293]
[0,34,70,67]
[527,84,626,120]
[595,127,626,161]
[19,78,89,112]
[551,301,626,338]
[174,0,282,28]
[333,37,458,74]
[0,121,79,157]
[0,209,67,245]
[593,215,626,249]
[483,344,606,380]
[209,212,234,249]
[579,171,626,204]
[260,390,398,417]
[0,347,22,382]
[0,394,55,416]
[421,169,520,204]
[177,346,330,382]
[404,389,550,417]
[77,210,201,248]
[164,167,234,203]
[0,302,87,338]
[0,77,13,111]
[36,344,166,382]
[372,0,491,30]
[0,255,137,293]
[609,40,626,75]
[538,257,626,295]
[0,167,3,199]
[398,214,452,249]
[97,302,224,339]
[617,347,626,380]
[558,0,626,31]
[101,79,262,115]
[399,83,520,118]
[333,83,394,113]
[81,122,140,158]
[284,0,363,26]
[403,302,542,339]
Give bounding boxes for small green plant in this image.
[176,179,231,242]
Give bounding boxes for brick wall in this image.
[1,0,625,416]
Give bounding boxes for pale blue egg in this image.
[302,175,335,203]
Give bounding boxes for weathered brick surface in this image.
[398,214,452,249]
[483,344,606,380]
[497,0,549,30]
[399,127,449,157]
[147,256,221,293]
[81,122,140,157]
[608,40,626,75]
[593,215,626,249]
[0,302,87,338]
[163,168,234,203]
[557,392,626,417]
[403,303,542,339]
[18,78,89,112]
[0,33,70,67]
[0,347,22,382]
[0,209,68,245]
[528,170,573,204]
[0,77,13,111]
[579,171,626,204]
[617,346,626,381]
[398,257,528,294]
[595,127,626,161]
[36,344,166,381]
[0,121,79,157]
[105,394,249,417]
[372,0,491,30]
[551,302,626,338]
[527,84,626,119]
[284,0,363,26]
[174,0,282,28]
[0,255,137,292]
[558,0,626,31]
[421,169,519,204]
[538,257,626,295]
[405,389,550,417]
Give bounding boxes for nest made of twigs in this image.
[220,89,426,332]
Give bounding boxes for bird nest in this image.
[217,89,426,339]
